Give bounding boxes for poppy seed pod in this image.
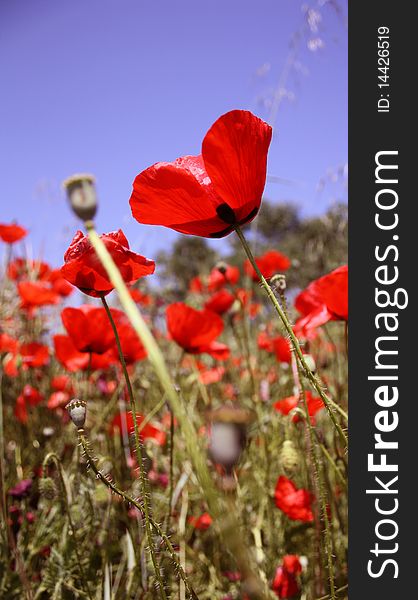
[65,398,87,429]
[207,405,254,473]
[215,261,228,275]
[63,173,97,221]
[270,273,287,292]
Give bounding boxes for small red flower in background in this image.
[61,306,115,355]
[208,264,240,291]
[273,391,324,423]
[129,287,153,306]
[272,555,302,598]
[130,110,272,238]
[15,385,44,424]
[198,365,225,385]
[18,281,61,310]
[274,476,314,522]
[46,269,74,297]
[0,333,18,355]
[60,229,155,297]
[204,289,235,315]
[166,303,230,359]
[294,265,348,337]
[7,258,51,281]
[245,249,291,281]
[188,512,212,530]
[110,411,166,446]
[258,332,292,364]
[0,223,27,244]
[5,342,50,377]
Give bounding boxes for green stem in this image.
[42,453,93,600]
[101,295,167,600]
[77,432,199,600]
[234,225,348,447]
[84,221,270,599]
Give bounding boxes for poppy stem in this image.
[100,295,167,600]
[234,225,348,449]
[84,222,271,599]
[77,432,199,600]
[42,453,94,600]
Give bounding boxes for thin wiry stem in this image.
[77,431,199,600]
[42,453,93,600]
[101,295,167,600]
[234,224,348,448]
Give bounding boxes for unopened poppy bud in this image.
[63,173,97,221]
[65,398,87,429]
[215,261,228,275]
[39,477,57,500]
[279,439,300,475]
[270,273,287,292]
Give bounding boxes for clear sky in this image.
[0,0,347,266]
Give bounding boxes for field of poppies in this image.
[0,110,348,600]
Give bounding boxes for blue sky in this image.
[0,0,347,266]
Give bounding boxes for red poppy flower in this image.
[7,258,51,281]
[129,288,152,306]
[18,281,61,310]
[274,476,314,522]
[198,366,225,385]
[272,567,300,598]
[109,309,147,364]
[294,265,348,336]
[4,342,49,377]
[189,276,204,293]
[53,335,115,372]
[273,391,324,423]
[258,332,292,363]
[130,110,272,238]
[110,411,166,446]
[245,250,291,281]
[60,229,155,297]
[15,385,44,424]
[0,223,28,244]
[204,290,235,315]
[188,512,212,530]
[61,305,116,354]
[0,333,18,355]
[166,303,230,359]
[208,264,240,291]
[47,269,74,297]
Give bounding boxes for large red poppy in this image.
[166,303,230,359]
[294,265,348,336]
[0,223,28,244]
[245,249,291,281]
[274,476,314,522]
[130,110,272,238]
[60,230,155,297]
[61,305,115,354]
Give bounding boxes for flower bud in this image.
[279,439,300,475]
[65,398,87,429]
[270,273,287,292]
[39,477,57,500]
[63,173,97,221]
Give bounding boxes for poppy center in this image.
[216,203,237,225]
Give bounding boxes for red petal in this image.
[130,156,227,237]
[202,110,272,222]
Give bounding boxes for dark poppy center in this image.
[216,203,237,225]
